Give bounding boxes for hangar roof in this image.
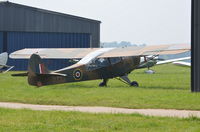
[0,1,101,23]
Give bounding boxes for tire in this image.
[36,81,43,87]
[130,81,139,87]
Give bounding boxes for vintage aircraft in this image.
[0,52,14,73]
[10,44,190,87]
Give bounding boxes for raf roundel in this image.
[73,69,82,80]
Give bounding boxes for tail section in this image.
[28,54,50,86]
[0,52,8,67]
[28,54,66,87]
[28,54,49,75]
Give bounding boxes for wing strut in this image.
[3,66,14,73]
[115,75,139,87]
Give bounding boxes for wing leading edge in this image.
[9,48,101,59]
[10,44,190,59]
[98,44,190,58]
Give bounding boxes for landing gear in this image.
[116,75,139,87]
[145,66,155,74]
[130,81,139,87]
[99,79,108,87]
[36,81,43,87]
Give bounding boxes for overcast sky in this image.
[7,0,191,45]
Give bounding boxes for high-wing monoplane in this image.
[10,44,190,87]
[0,52,14,73]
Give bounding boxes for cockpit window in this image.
[109,57,122,65]
[86,58,110,71]
[86,57,122,71]
[97,58,110,66]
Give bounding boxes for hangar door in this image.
[3,32,91,70]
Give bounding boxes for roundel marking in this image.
[73,69,82,80]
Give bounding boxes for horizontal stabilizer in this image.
[46,72,67,77]
[11,72,28,77]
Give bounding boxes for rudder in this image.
[0,52,8,66]
[28,54,50,87]
[28,54,67,87]
[28,54,49,75]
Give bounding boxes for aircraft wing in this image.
[10,48,101,59]
[98,44,190,58]
[10,44,190,59]
[172,61,191,67]
[156,57,191,65]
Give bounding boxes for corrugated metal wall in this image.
[0,2,101,71]
[0,2,100,47]
[7,32,90,71]
[0,32,2,53]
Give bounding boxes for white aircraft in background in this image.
[0,52,14,73]
[172,61,191,67]
[137,56,191,74]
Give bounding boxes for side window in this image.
[98,58,110,67]
[86,58,110,71]
[109,57,122,65]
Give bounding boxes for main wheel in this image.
[99,82,107,87]
[130,81,139,87]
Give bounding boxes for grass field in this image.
[0,64,197,110]
[0,108,200,132]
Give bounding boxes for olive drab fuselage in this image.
[28,56,141,86]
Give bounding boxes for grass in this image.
[0,64,197,110]
[0,108,200,132]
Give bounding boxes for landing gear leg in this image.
[145,66,155,74]
[120,75,139,87]
[99,79,108,87]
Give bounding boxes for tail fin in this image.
[28,54,49,75]
[28,54,50,86]
[0,52,8,66]
[28,54,66,87]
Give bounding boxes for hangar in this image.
[0,1,101,70]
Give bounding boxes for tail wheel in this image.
[36,81,43,87]
[130,81,139,87]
